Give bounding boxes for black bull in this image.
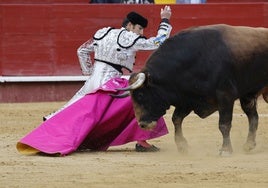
[116,24,268,156]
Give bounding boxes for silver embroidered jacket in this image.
[77,21,172,75]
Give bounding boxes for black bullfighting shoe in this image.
[135,144,160,152]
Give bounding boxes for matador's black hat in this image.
[126,11,148,28]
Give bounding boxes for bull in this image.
[116,24,268,156]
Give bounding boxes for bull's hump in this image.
[221,25,268,60]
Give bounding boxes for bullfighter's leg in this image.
[217,94,235,156]
[240,97,258,152]
[172,107,191,153]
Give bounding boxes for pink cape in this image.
[16,78,168,156]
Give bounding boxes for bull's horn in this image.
[116,73,146,91]
[109,91,130,98]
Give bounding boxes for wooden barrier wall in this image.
[2,3,268,76]
[1,3,268,102]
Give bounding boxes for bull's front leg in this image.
[218,100,234,156]
[240,97,258,152]
[172,108,191,153]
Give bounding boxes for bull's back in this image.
[146,24,268,97]
[146,24,233,94]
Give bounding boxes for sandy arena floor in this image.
[0,99,268,188]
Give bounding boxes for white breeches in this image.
[45,62,122,119]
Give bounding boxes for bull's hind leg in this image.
[172,108,191,153]
[240,97,258,152]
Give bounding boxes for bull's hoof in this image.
[219,150,232,157]
[177,146,188,154]
[219,147,233,157]
[243,141,256,152]
[176,140,188,154]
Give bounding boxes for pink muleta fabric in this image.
[17,78,168,156]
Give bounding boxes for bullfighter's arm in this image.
[77,38,95,76]
[134,6,172,50]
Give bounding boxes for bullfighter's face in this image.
[126,23,144,36]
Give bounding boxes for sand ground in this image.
[0,99,268,188]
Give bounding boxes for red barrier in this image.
[1,3,268,76]
[1,3,268,102]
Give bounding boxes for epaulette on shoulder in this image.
[93,27,115,40]
[117,29,146,49]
